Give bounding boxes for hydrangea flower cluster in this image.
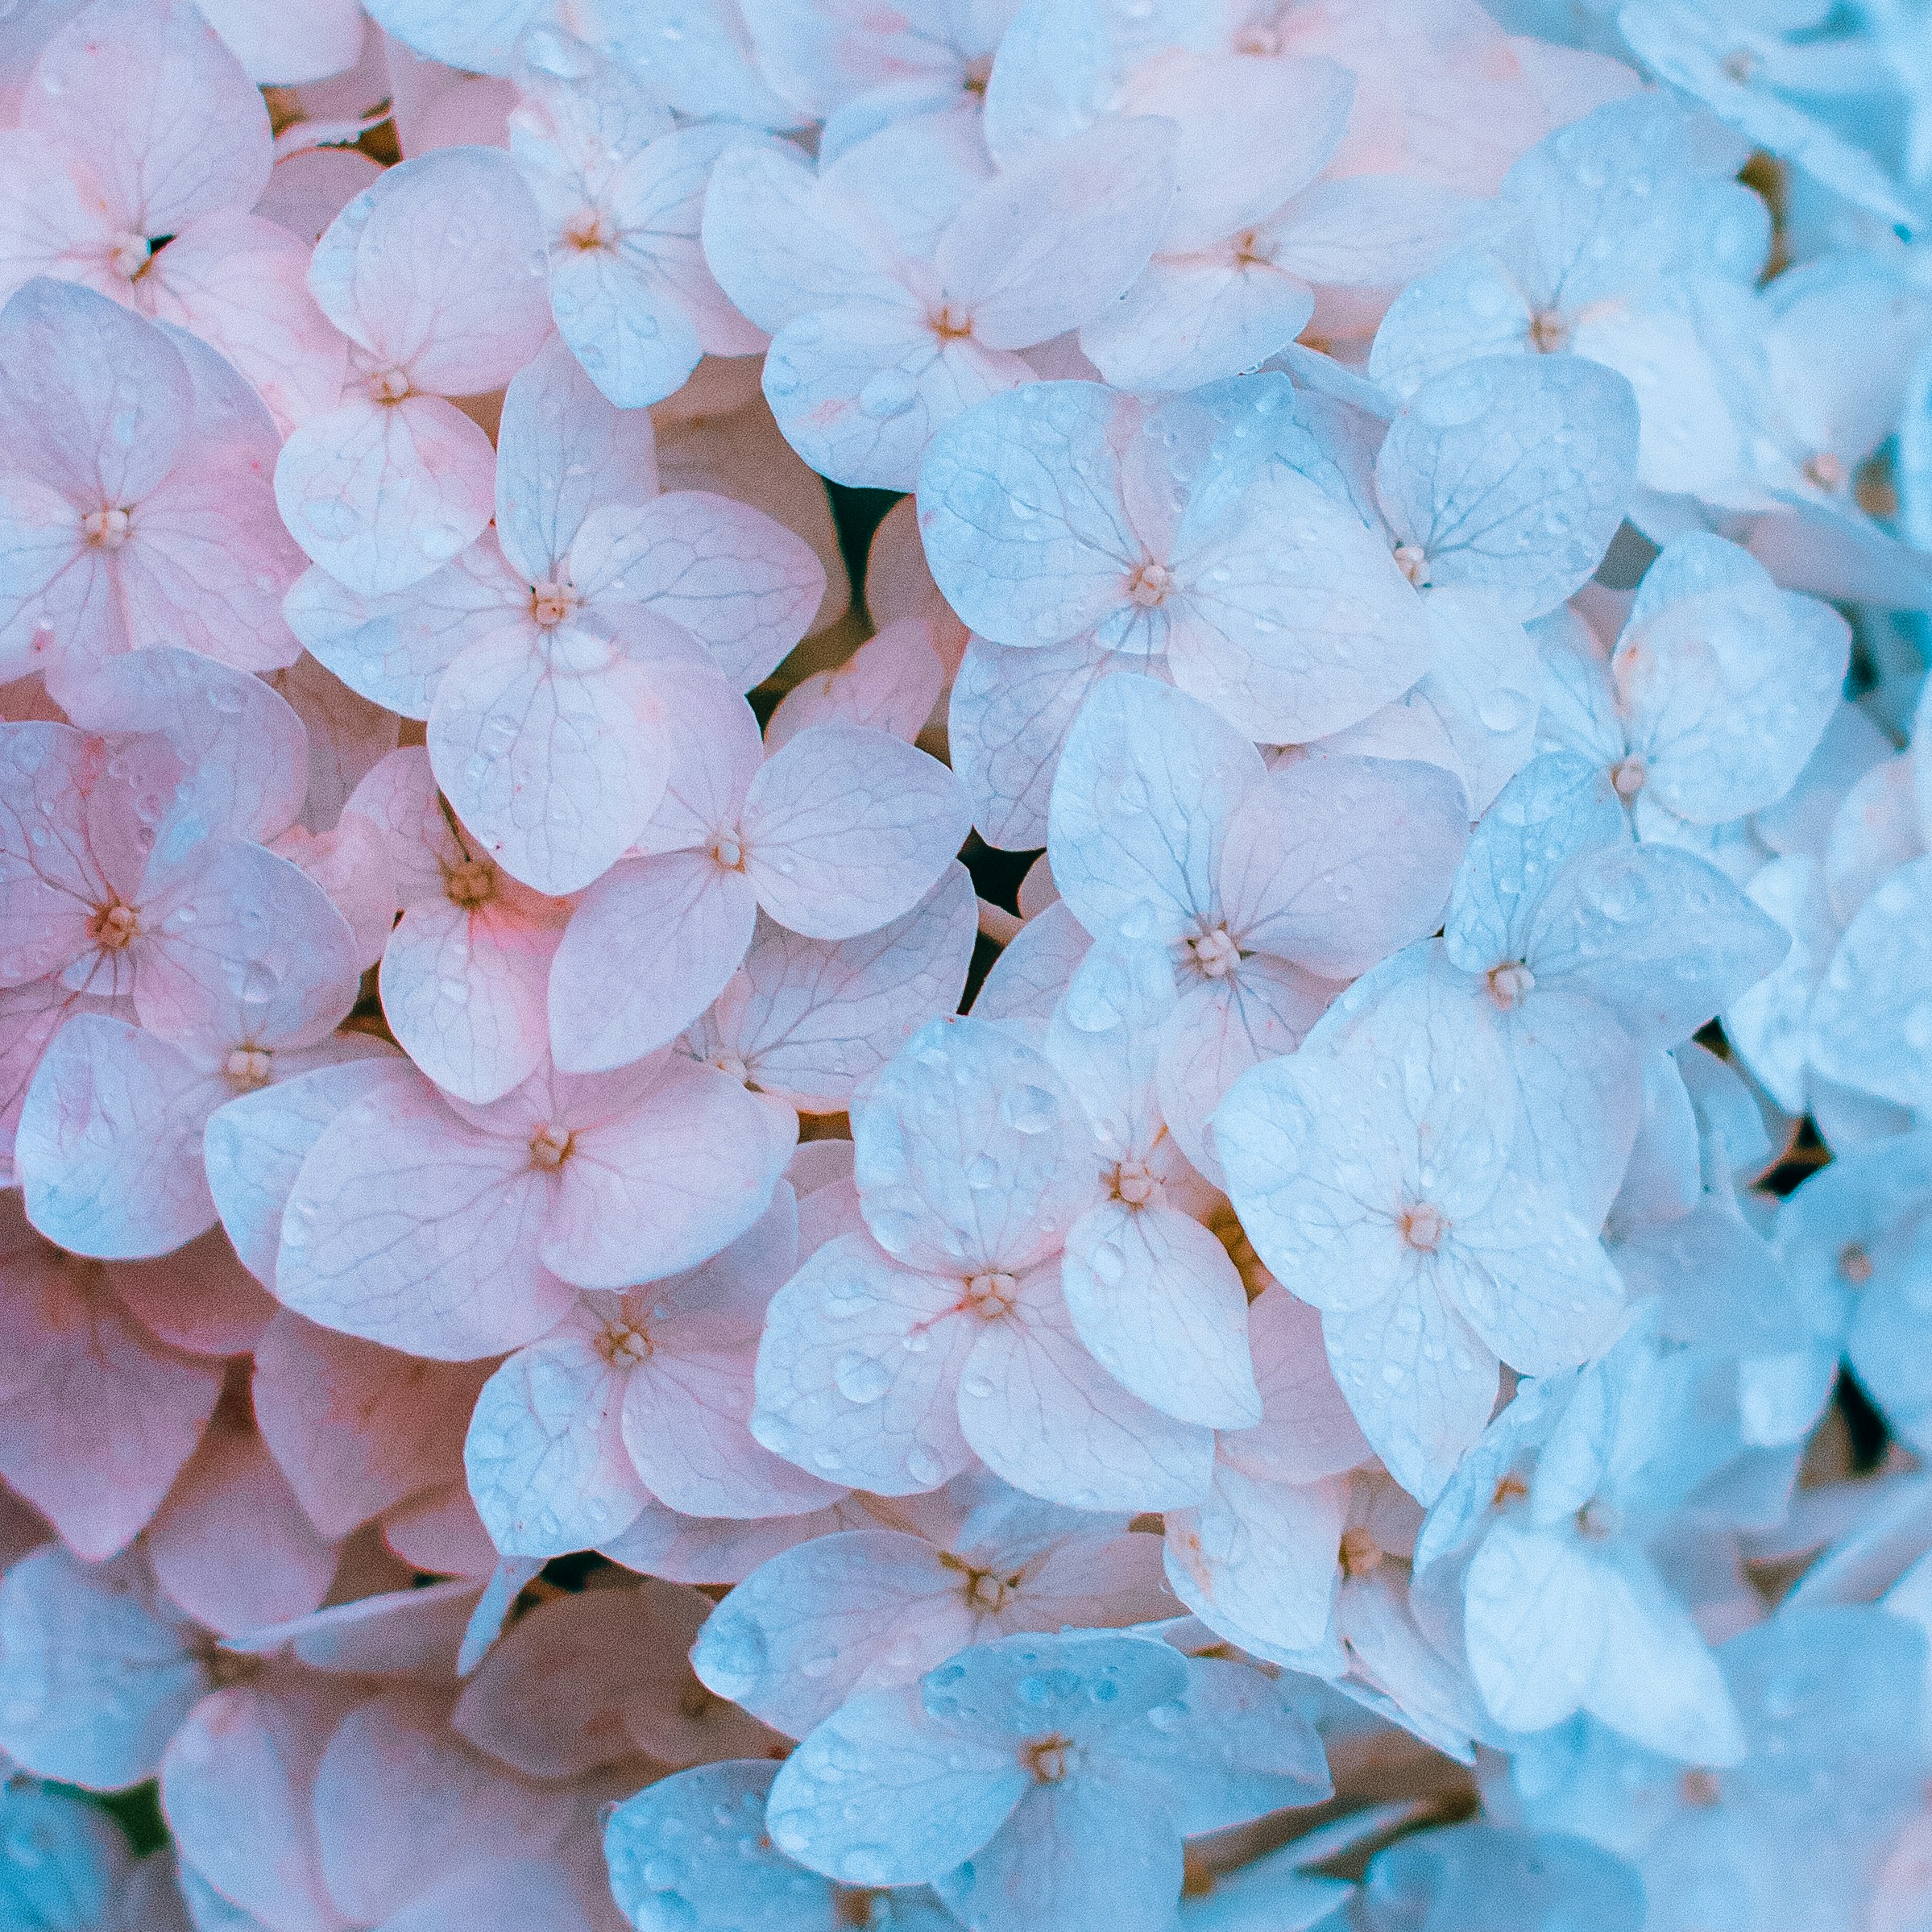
[3,2,1932,1928]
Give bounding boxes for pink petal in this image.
[24,0,273,232]
[572,490,826,691]
[141,210,349,435]
[0,1209,222,1559]
[107,1225,277,1356]
[740,723,969,940]
[274,392,500,599]
[275,1068,577,1361]
[312,1689,574,1926]
[254,1310,489,1540]
[147,1396,341,1636]
[426,616,674,895]
[548,849,758,1073]
[543,1056,796,1287]
[382,1480,500,1580]
[160,1681,349,1932]
[308,146,551,395]
[16,1012,224,1258]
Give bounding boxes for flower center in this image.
[88,898,139,947]
[1804,450,1847,492]
[1126,559,1173,608]
[1610,754,1648,802]
[368,367,412,404]
[529,580,578,627]
[1679,1767,1723,1807]
[1723,46,1758,83]
[1399,1200,1448,1253]
[711,830,745,871]
[83,507,131,550]
[929,301,974,341]
[1394,542,1429,587]
[1022,1734,1076,1783]
[224,1047,274,1092]
[1840,1242,1874,1286]
[961,52,993,96]
[108,230,151,280]
[444,857,496,909]
[1233,228,1273,268]
[564,208,612,251]
[1528,309,1570,353]
[962,1270,1018,1319]
[1339,1526,1383,1578]
[1485,961,1536,1010]
[529,1126,574,1171]
[1110,1158,1160,1208]
[1188,926,1239,980]
[711,1052,750,1085]
[597,1320,651,1366]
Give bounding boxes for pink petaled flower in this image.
[0,280,306,686]
[0,0,349,432]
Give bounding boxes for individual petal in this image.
[605,1760,844,1932]
[146,1409,338,1636]
[765,616,945,751]
[704,865,976,1113]
[786,297,1040,487]
[0,277,189,508]
[283,541,527,721]
[141,211,350,435]
[160,1682,342,1932]
[0,1546,207,1790]
[255,1311,487,1542]
[1320,1279,1499,1505]
[1525,842,1789,1050]
[1061,1202,1260,1429]
[311,1690,574,1926]
[1616,539,1851,826]
[752,1233,978,1495]
[766,1685,1026,1888]
[958,1268,1216,1511]
[0,1225,222,1561]
[491,334,658,587]
[740,723,969,940]
[462,1329,647,1559]
[948,632,1122,852]
[541,1055,795,1287]
[1080,251,1317,395]
[426,616,672,895]
[310,145,553,393]
[106,1225,276,1357]
[1219,754,1469,980]
[25,0,272,231]
[548,850,757,1073]
[1047,674,1264,946]
[690,1529,977,1740]
[623,1331,846,1520]
[205,1058,413,1287]
[1154,958,1334,1184]
[132,838,360,1054]
[15,1014,223,1259]
[856,1018,1097,1276]
[274,1069,576,1360]
[274,393,499,599]
[1166,458,1436,745]
[1221,1284,1374,1487]
[937,1775,1183,1932]
[572,489,827,692]
[1809,856,1932,1111]
[381,889,562,1105]
[56,645,307,848]
[935,117,1176,350]
[1374,355,1640,620]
